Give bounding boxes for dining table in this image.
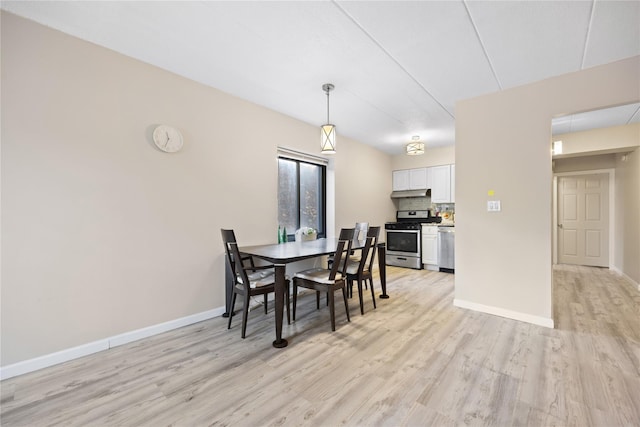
[224,238,387,348]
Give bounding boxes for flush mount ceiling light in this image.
[406,135,425,155]
[320,83,336,154]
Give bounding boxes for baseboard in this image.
[0,306,225,381]
[453,299,555,329]
[610,266,640,292]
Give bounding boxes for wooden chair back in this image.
[221,229,239,275]
[334,227,355,278]
[356,237,375,275]
[365,226,380,272]
[221,228,254,288]
[228,242,251,289]
[354,222,369,241]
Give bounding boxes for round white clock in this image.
[152,125,184,153]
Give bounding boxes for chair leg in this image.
[241,292,250,339]
[263,293,268,314]
[316,291,320,310]
[328,288,336,331]
[369,278,376,309]
[292,282,298,321]
[357,279,365,315]
[228,293,237,329]
[286,282,291,325]
[342,286,350,322]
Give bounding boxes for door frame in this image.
[552,168,615,267]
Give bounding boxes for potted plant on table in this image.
[295,227,317,242]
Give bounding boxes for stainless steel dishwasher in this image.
[437,226,455,273]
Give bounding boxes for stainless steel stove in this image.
[385,210,440,269]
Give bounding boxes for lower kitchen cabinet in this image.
[422,225,438,270]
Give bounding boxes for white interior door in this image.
[558,173,609,267]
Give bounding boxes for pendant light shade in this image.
[406,135,425,155]
[321,83,336,154]
[321,123,336,153]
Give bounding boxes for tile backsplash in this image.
[398,197,431,211]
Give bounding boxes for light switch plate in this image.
[487,200,501,212]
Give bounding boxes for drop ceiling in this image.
[3,1,639,154]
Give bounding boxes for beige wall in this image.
[1,12,395,366]
[615,148,640,284]
[555,122,640,157]
[553,154,616,173]
[455,56,640,325]
[390,145,455,170]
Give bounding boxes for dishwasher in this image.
[437,226,455,273]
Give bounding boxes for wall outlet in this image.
[487,200,501,212]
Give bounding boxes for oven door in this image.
[385,229,421,257]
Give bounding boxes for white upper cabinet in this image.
[409,168,427,189]
[392,170,410,191]
[430,165,451,203]
[392,168,428,190]
[392,165,454,202]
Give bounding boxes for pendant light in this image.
[320,83,336,154]
[406,135,425,155]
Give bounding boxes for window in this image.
[278,153,326,241]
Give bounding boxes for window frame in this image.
[277,155,327,241]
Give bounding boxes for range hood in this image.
[390,189,430,199]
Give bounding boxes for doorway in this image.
[553,170,614,268]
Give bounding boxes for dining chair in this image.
[347,226,380,292]
[354,222,369,241]
[327,222,367,268]
[346,226,380,314]
[292,228,354,331]
[221,229,290,338]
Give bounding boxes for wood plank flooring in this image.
[1,265,639,426]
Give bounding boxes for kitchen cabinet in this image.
[422,225,439,269]
[430,165,451,203]
[392,168,427,191]
[409,168,427,189]
[392,170,410,191]
[392,165,454,201]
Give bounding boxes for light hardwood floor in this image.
[1,265,639,426]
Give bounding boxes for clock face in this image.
[153,125,184,153]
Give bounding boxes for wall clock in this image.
[152,125,184,153]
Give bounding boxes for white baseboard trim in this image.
[0,306,225,381]
[453,299,554,329]
[610,266,640,292]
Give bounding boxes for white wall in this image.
[0,12,395,367]
[455,56,640,327]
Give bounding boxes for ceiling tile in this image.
[466,1,592,89]
[583,0,640,68]
[338,1,500,114]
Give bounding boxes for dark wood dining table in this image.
[224,238,387,348]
